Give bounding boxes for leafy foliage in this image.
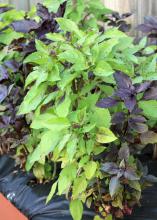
[18,15,157,220]
[1,2,157,220]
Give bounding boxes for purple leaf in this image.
[11,20,39,33]
[36,3,51,20]
[115,88,132,99]
[0,116,11,128]
[0,6,13,14]
[143,87,157,100]
[4,60,20,73]
[137,24,153,33]
[114,72,132,89]
[101,162,119,175]
[131,106,143,115]
[112,112,126,124]
[0,65,8,81]
[119,23,131,32]
[109,176,120,197]
[118,146,130,161]
[96,97,118,108]
[130,115,146,123]
[124,96,136,112]
[135,81,152,93]
[128,119,148,133]
[124,169,139,181]
[0,84,7,103]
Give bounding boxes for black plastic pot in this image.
[0,155,157,220]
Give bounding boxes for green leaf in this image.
[129,180,141,191]
[86,139,94,155]
[96,127,117,143]
[94,61,114,77]
[138,37,147,49]
[43,0,65,13]
[35,39,48,53]
[47,64,61,82]
[0,29,23,45]
[25,68,40,88]
[24,51,49,65]
[58,164,77,195]
[31,113,70,131]
[97,38,118,59]
[105,215,112,220]
[26,130,61,170]
[57,133,72,152]
[67,137,78,162]
[70,200,83,220]
[64,0,85,24]
[139,100,157,118]
[58,71,77,90]
[56,95,71,117]
[56,18,84,38]
[94,216,103,220]
[104,28,127,39]
[73,176,88,199]
[91,107,111,128]
[46,181,58,204]
[58,48,86,70]
[78,156,90,168]
[46,33,65,42]
[18,83,47,115]
[84,161,97,180]
[109,176,120,197]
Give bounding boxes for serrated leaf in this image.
[0,30,23,45]
[26,131,61,170]
[91,107,111,128]
[31,113,70,131]
[24,51,48,65]
[44,0,65,13]
[35,39,48,53]
[58,48,86,71]
[72,176,88,199]
[96,127,117,143]
[25,68,40,88]
[56,95,71,117]
[46,33,65,42]
[139,100,157,118]
[84,161,97,180]
[58,164,77,195]
[67,137,78,162]
[18,83,47,115]
[56,18,84,38]
[94,61,114,77]
[70,200,83,220]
